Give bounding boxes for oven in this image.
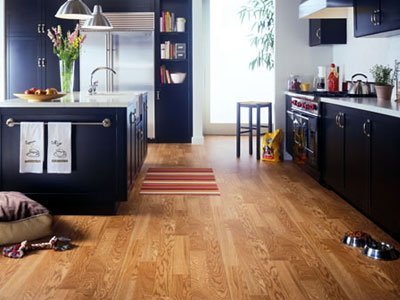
[286,94,321,180]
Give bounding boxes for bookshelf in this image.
[155,0,192,143]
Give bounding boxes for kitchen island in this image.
[0,92,148,214]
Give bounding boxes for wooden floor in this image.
[1,136,400,299]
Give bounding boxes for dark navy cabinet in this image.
[5,0,79,98]
[309,19,347,47]
[354,0,400,37]
[322,103,400,241]
[0,95,148,214]
[154,0,193,143]
[84,0,154,12]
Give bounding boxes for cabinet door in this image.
[6,37,43,98]
[354,0,380,37]
[156,85,191,143]
[6,0,43,37]
[343,108,370,213]
[309,19,322,46]
[84,0,154,12]
[380,0,400,33]
[370,113,400,240]
[322,104,345,193]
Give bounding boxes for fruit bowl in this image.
[14,93,66,102]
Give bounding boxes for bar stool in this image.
[236,101,273,160]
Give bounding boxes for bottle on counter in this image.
[328,63,339,92]
[288,75,301,91]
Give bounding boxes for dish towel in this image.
[20,122,44,174]
[47,122,72,174]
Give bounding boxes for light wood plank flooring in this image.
[1,136,400,299]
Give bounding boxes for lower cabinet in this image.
[370,113,400,239]
[0,101,148,214]
[322,103,400,240]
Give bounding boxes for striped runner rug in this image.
[140,167,220,195]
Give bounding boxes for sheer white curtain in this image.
[205,0,274,133]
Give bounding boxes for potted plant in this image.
[370,64,394,101]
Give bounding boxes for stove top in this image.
[289,90,377,98]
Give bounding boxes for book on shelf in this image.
[160,42,186,60]
[160,10,178,32]
[160,65,176,85]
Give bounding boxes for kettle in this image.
[348,73,370,95]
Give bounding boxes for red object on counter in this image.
[328,63,339,92]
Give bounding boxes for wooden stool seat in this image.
[236,101,273,160]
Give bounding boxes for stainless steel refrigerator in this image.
[80,13,155,138]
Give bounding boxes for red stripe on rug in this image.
[148,167,213,173]
[140,167,220,196]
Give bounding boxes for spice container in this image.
[288,75,301,91]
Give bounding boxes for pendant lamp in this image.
[82,5,113,30]
[55,0,92,20]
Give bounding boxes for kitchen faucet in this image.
[88,67,117,95]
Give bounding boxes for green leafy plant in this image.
[239,0,274,71]
[370,64,394,86]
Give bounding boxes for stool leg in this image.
[249,107,253,155]
[268,103,273,133]
[236,102,241,158]
[256,106,261,160]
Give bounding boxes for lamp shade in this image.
[55,0,92,20]
[82,5,113,30]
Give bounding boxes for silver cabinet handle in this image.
[156,91,160,100]
[316,28,321,40]
[371,13,375,25]
[339,113,345,128]
[41,58,46,67]
[335,114,340,127]
[363,119,371,137]
[37,24,41,33]
[41,24,46,33]
[37,58,42,68]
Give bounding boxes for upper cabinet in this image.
[309,19,347,47]
[83,0,154,12]
[354,0,400,37]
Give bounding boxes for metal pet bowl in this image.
[342,231,372,248]
[362,241,399,261]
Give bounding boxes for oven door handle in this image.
[286,110,294,116]
[293,112,309,121]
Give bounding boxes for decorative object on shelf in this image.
[370,64,394,101]
[82,5,113,30]
[55,0,92,20]
[170,72,186,84]
[239,0,274,70]
[176,18,186,32]
[47,25,86,93]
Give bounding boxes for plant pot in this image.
[375,85,393,101]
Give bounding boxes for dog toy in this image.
[2,236,72,259]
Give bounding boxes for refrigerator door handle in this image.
[110,34,114,92]
[105,33,110,92]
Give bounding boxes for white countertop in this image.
[0,91,147,108]
[320,97,400,118]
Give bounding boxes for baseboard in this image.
[191,136,204,145]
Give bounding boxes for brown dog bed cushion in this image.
[0,192,52,245]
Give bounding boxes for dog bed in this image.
[0,192,52,245]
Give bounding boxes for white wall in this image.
[333,11,400,89]
[0,0,5,100]
[274,0,333,131]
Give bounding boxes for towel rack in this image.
[5,118,112,128]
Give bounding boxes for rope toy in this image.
[2,236,72,259]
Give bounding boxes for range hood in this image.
[299,0,353,19]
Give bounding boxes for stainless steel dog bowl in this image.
[362,241,399,260]
[342,231,372,248]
